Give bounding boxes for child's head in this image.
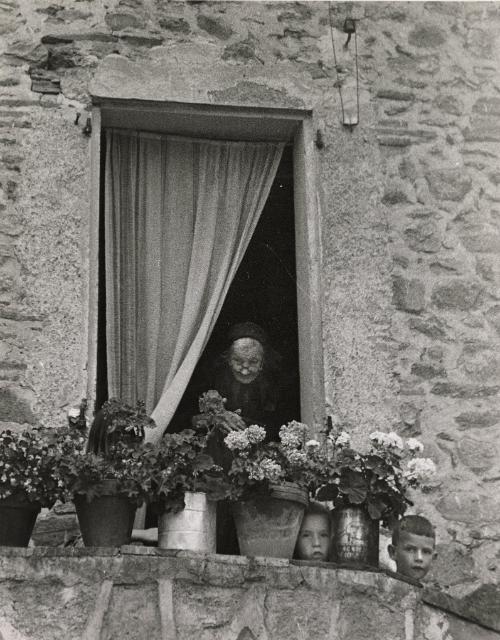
[295,501,331,561]
[388,515,437,581]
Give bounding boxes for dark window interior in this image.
[95,131,108,413]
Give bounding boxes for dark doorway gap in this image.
[95,131,108,414]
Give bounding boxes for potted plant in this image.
[223,418,311,559]
[55,399,155,547]
[311,425,437,568]
[137,392,234,552]
[136,430,226,552]
[0,428,64,546]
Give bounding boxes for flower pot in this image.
[331,506,379,568]
[231,482,308,559]
[0,493,41,547]
[74,480,136,547]
[158,491,216,552]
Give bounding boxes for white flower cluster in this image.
[279,421,308,449]
[369,431,404,449]
[224,430,251,451]
[224,424,266,451]
[305,439,320,448]
[406,437,424,453]
[284,450,308,465]
[246,424,267,444]
[334,431,351,447]
[404,458,436,485]
[248,458,283,483]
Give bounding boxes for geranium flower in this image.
[305,439,320,448]
[284,450,308,465]
[248,458,283,483]
[404,458,436,485]
[246,425,267,444]
[224,430,250,450]
[335,431,351,447]
[370,431,403,449]
[279,421,308,449]
[406,438,424,453]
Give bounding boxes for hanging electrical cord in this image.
[353,18,360,126]
[328,2,346,124]
[327,3,360,128]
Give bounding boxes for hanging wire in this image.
[328,2,346,124]
[327,2,360,127]
[354,26,360,125]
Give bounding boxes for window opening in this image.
[89,101,323,438]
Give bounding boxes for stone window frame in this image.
[86,98,325,432]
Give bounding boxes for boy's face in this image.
[388,531,436,580]
[228,338,264,384]
[296,513,330,561]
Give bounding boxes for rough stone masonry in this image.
[0,548,499,640]
[0,0,499,616]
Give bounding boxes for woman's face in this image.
[228,338,264,384]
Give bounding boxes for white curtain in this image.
[104,129,284,444]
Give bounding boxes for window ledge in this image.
[0,546,498,639]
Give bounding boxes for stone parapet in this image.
[0,547,497,640]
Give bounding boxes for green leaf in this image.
[339,470,367,504]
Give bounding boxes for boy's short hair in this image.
[392,515,435,546]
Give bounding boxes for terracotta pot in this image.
[158,491,216,552]
[74,480,136,547]
[331,506,379,568]
[0,493,41,547]
[232,482,308,559]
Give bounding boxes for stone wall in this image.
[0,547,498,640]
[0,0,499,604]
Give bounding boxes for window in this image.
[86,99,325,435]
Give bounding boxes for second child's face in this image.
[296,514,330,561]
[389,532,436,580]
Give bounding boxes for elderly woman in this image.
[209,321,283,440]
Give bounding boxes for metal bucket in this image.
[331,506,379,567]
[158,491,216,552]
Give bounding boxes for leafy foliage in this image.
[87,398,156,456]
[54,399,156,504]
[54,433,150,506]
[191,389,247,435]
[103,398,155,443]
[0,428,67,506]
[135,429,229,514]
[56,395,229,511]
[311,426,436,526]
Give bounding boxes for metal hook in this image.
[82,117,92,137]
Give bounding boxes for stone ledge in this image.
[0,546,497,637]
[422,587,500,635]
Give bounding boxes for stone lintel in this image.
[89,54,312,110]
